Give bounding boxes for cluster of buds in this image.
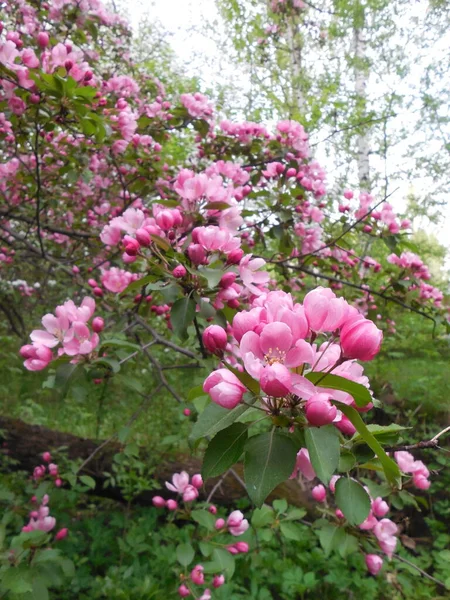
[32,451,62,487]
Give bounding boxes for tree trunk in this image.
[353,15,371,190]
[0,416,314,511]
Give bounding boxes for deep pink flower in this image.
[291,448,316,481]
[202,325,227,354]
[305,392,337,426]
[20,344,53,371]
[190,564,204,585]
[312,484,326,502]
[340,316,383,361]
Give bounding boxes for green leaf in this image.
[305,373,372,408]
[91,357,120,374]
[283,508,307,521]
[338,532,359,558]
[280,521,304,541]
[251,505,275,528]
[223,362,260,395]
[339,451,356,472]
[190,401,254,443]
[2,567,33,593]
[31,577,49,600]
[335,478,371,525]
[198,267,225,288]
[170,297,196,341]
[176,543,195,567]
[244,430,297,507]
[150,234,171,251]
[203,548,235,578]
[199,542,213,557]
[273,498,288,514]
[354,424,409,445]
[334,402,401,487]
[191,510,216,531]
[79,475,96,489]
[305,425,340,485]
[202,423,248,479]
[187,385,207,402]
[99,339,140,352]
[318,523,346,557]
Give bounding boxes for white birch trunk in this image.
[353,24,371,190]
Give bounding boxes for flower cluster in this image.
[203,287,381,432]
[20,297,103,371]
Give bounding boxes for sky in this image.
[119,0,450,264]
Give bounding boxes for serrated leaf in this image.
[335,478,371,525]
[244,430,297,507]
[273,498,288,514]
[79,475,96,489]
[251,505,275,528]
[202,423,248,479]
[305,425,340,485]
[306,373,372,408]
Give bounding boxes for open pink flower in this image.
[227,510,249,536]
[165,471,190,494]
[238,255,270,295]
[63,322,99,356]
[30,312,70,348]
[303,287,349,332]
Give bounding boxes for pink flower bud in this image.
[202,325,227,354]
[91,317,104,333]
[33,465,46,479]
[172,265,187,278]
[235,542,249,553]
[365,554,383,575]
[305,393,337,426]
[55,478,62,487]
[152,496,166,508]
[192,474,203,489]
[42,452,52,462]
[178,584,190,597]
[219,272,236,288]
[335,509,344,519]
[124,237,140,256]
[182,485,199,502]
[226,248,244,265]
[260,363,292,397]
[190,564,204,585]
[226,544,239,554]
[155,210,175,230]
[334,415,356,436]
[37,32,49,47]
[72,265,80,274]
[312,484,326,503]
[188,243,207,265]
[213,574,225,588]
[48,463,58,476]
[183,408,191,417]
[208,505,217,514]
[340,316,383,361]
[135,228,151,246]
[166,499,178,511]
[343,189,354,200]
[372,497,389,518]
[215,518,225,530]
[203,369,246,409]
[55,528,68,541]
[286,168,297,178]
[93,287,104,297]
[227,510,249,536]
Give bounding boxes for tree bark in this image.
[353,15,371,190]
[0,416,314,511]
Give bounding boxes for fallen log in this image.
[0,416,314,511]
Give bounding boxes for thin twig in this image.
[393,553,446,588]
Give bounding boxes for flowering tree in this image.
[0,0,449,597]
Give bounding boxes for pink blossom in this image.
[202,325,228,354]
[182,485,199,502]
[340,315,383,361]
[238,255,269,295]
[63,322,99,356]
[20,344,53,371]
[178,584,190,597]
[152,496,166,508]
[213,574,225,588]
[291,448,316,481]
[372,497,389,518]
[373,518,398,558]
[303,287,349,332]
[312,484,326,502]
[203,369,246,409]
[190,564,205,585]
[305,392,337,426]
[101,267,136,293]
[365,554,383,575]
[165,471,190,494]
[227,510,249,536]
[199,590,211,600]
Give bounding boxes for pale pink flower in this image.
[165,471,190,494]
